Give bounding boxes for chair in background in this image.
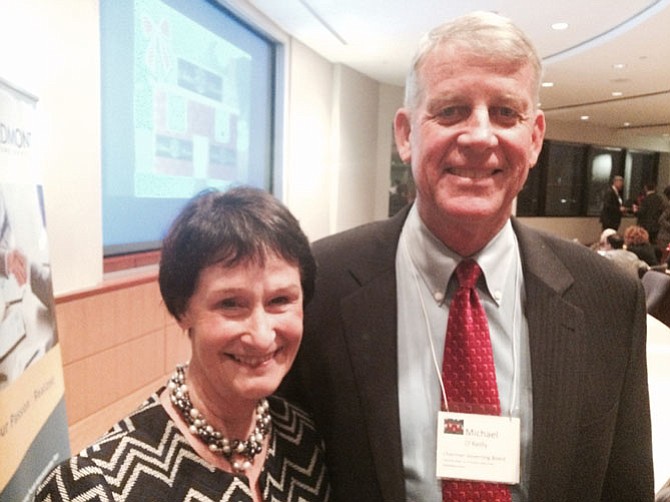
[642,269,670,328]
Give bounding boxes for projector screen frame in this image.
[100,0,285,260]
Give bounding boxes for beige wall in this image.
[332,64,381,230]
[0,0,103,296]
[283,39,335,241]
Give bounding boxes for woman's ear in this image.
[177,314,191,333]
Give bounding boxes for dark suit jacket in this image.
[281,207,654,501]
[600,186,623,230]
[637,192,665,239]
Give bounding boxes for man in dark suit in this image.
[281,11,653,502]
[637,182,665,244]
[600,175,625,231]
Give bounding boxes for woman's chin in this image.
[233,375,285,402]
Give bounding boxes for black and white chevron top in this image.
[35,391,331,501]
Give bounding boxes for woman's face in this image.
[180,253,303,408]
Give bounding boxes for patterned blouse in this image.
[35,391,330,501]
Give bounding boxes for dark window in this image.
[585,147,625,216]
[518,139,659,218]
[625,150,660,207]
[544,142,588,216]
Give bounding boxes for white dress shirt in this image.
[397,206,532,501]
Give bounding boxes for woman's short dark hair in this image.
[158,186,316,321]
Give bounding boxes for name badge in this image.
[436,411,520,485]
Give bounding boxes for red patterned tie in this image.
[441,259,511,502]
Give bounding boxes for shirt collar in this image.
[401,205,518,307]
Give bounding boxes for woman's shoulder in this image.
[34,392,175,499]
[84,392,167,451]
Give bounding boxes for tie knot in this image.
[455,259,482,289]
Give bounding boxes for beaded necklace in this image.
[167,363,272,473]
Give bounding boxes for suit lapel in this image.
[514,221,589,501]
[339,209,408,501]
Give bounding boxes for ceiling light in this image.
[612,91,623,97]
[580,115,589,121]
[612,63,627,70]
[541,82,554,88]
[623,122,631,127]
[551,22,569,30]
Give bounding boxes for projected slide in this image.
[133,0,251,198]
[101,0,274,255]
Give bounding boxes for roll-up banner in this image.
[0,77,70,501]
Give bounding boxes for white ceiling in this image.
[246,0,670,144]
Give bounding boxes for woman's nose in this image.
[243,308,276,349]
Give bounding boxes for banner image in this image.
[0,78,70,501]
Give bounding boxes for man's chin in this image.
[440,202,502,222]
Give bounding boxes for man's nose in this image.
[458,108,496,147]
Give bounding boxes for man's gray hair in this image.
[404,11,543,109]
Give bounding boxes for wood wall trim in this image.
[103,250,160,274]
[55,266,159,304]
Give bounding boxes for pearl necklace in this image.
[167,364,271,473]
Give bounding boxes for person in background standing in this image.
[600,175,626,231]
[637,182,665,245]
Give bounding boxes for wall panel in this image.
[55,273,190,453]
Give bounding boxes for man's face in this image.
[394,46,545,248]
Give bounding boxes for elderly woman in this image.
[35,187,330,501]
[624,224,659,267]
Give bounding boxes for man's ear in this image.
[394,108,413,165]
[528,109,546,167]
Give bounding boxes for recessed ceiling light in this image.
[541,82,554,88]
[612,91,623,97]
[612,63,627,70]
[551,22,569,30]
[580,115,590,121]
